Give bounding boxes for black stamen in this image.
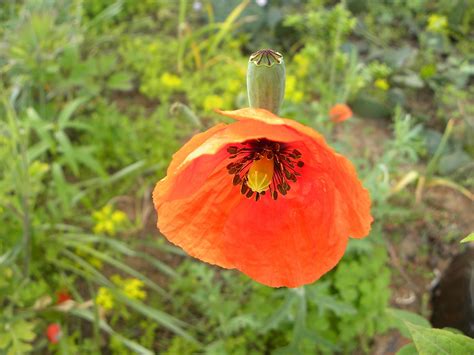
[226,139,304,202]
[227,146,239,154]
[233,175,241,185]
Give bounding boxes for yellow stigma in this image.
[246,158,274,193]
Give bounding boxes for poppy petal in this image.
[154,108,372,287]
[216,108,372,238]
[155,158,240,268]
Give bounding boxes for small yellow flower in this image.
[111,210,127,224]
[294,53,310,78]
[111,275,147,300]
[286,75,304,103]
[203,95,224,111]
[374,78,390,91]
[92,205,128,236]
[96,287,114,310]
[123,278,147,300]
[427,14,448,33]
[160,72,182,89]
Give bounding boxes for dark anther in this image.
[277,184,287,196]
[227,146,239,154]
[233,175,241,185]
[227,139,304,202]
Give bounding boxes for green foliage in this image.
[165,241,391,354]
[284,3,367,114]
[405,322,474,355]
[0,319,36,355]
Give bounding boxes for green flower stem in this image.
[247,49,286,115]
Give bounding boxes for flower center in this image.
[247,157,274,193]
[226,139,304,201]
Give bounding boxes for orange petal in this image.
[154,108,372,287]
[156,158,240,269]
[216,108,372,238]
[329,103,353,123]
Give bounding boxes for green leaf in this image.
[460,232,474,243]
[396,343,418,355]
[0,320,36,355]
[406,322,474,355]
[107,71,134,91]
[58,97,88,129]
[387,308,431,338]
[308,285,357,316]
[13,320,36,342]
[438,150,471,175]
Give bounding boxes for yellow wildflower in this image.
[294,53,310,78]
[111,210,127,224]
[203,95,224,111]
[92,205,128,236]
[111,275,147,300]
[160,72,182,89]
[374,78,390,91]
[96,287,114,310]
[427,14,448,33]
[123,279,147,300]
[285,75,304,103]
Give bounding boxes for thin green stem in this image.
[3,96,32,277]
[176,0,187,73]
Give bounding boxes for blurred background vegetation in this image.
[0,0,473,353]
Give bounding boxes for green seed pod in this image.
[247,49,286,115]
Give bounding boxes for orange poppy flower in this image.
[153,108,372,287]
[329,103,353,123]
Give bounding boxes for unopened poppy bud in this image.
[247,49,286,115]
